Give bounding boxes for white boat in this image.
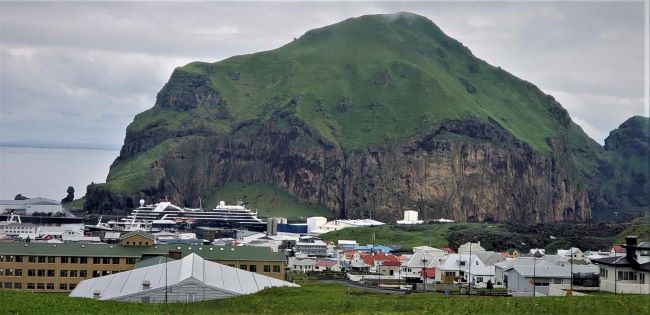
[116,199,266,229]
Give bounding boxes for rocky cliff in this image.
[85,12,611,223]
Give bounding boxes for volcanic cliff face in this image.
[85,12,598,223]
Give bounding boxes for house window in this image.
[112,258,120,264]
[249,265,257,272]
[27,283,35,289]
[186,293,196,302]
[640,273,646,284]
[264,265,271,272]
[60,270,68,277]
[70,270,78,277]
[102,270,110,276]
[4,282,12,289]
[15,256,23,263]
[46,283,54,290]
[92,270,100,277]
[69,283,76,290]
[126,258,136,264]
[14,269,22,277]
[139,242,142,246]
[80,257,88,264]
[4,269,12,276]
[28,256,36,263]
[93,257,101,264]
[273,265,281,273]
[47,270,55,277]
[28,269,35,277]
[13,283,21,289]
[60,283,68,290]
[36,283,44,290]
[38,256,46,263]
[47,257,55,263]
[61,257,69,264]
[240,265,247,270]
[554,278,562,284]
[37,270,45,277]
[80,270,87,278]
[126,241,130,245]
[618,271,637,281]
[71,257,79,264]
[102,258,110,264]
[476,277,483,283]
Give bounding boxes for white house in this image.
[289,257,317,273]
[458,242,486,254]
[505,263,599,296]
[434,253,501,287]
[557,247,587,262]
[69,253,298,303]
[592,237,650,294]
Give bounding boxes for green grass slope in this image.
[204,182,331,220]
[132,12,568,152]
[319,223,505,249]
[1,283,647,315]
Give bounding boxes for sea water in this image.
[0,146,119,200]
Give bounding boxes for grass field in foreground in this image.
[0,282,646,315]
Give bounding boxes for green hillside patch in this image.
[170,13,566,152]
[613,215,650,245]
[204,182,332,220]
[1,283,647,315]
[319,223,504,249]
[62,197,85,210]
[105,139,177,195]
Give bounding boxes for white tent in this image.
[69,253,298,303]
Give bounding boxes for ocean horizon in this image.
[0,145,120,200]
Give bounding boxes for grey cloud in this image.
[0,1,646,148]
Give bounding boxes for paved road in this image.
[318,279,409,295]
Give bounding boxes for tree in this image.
[61,186,74,203]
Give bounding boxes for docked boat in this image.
[117,199,266,230]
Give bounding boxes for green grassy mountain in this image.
[83,12,644,222]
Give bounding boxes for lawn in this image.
[0,283,646,315]
[319,223,505,250]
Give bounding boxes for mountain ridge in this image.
[82,12,646,223]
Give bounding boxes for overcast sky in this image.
[0,1,647,149]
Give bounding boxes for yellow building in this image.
[0,242,286,293]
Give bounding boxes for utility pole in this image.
[165,253,168,304]
[570,247,573,293]
[423,257,428,292]
[468,242,472,297]
[533,252,536,298]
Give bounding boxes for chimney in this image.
[625,236,638,261]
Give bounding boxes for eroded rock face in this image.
[92,116,590,224]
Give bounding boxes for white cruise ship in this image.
[119,199,266,230]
